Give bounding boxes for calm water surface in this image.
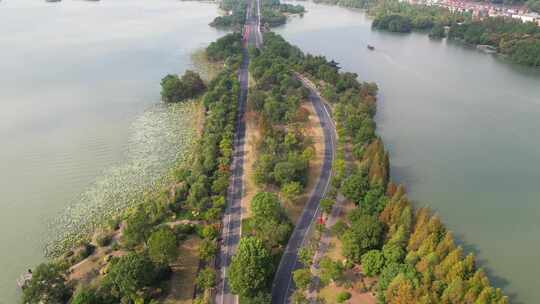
[0,0,223,302]
[277,2,540,303]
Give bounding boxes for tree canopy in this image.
[229,237,273,298]
[160,70,206,103]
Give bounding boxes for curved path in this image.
[271,75,337,304]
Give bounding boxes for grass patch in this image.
[161,236,201,304]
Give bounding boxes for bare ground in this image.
[284,102,324,223]
[162,236,201,304]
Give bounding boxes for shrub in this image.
[336,291,351,303]
[196,267,217,290]
[361,250,385,276]
[95,232,113,247]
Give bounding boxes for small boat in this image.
[367,45,375,50]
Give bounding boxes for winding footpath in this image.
[271,75,337,304]
[214,1,261,304]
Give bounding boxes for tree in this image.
[161,74,185,103]
[199,239,218,262]
[180,70,206,98]
[319,257,343,286]
[22,262,71,304]
[341,214,383,262]
[361,250,385,276]
[273,161,297,185]
[147,227,177,265]
[382,243,405,264]
[341,171,368,202]
[429,23,446,39]
[160,70,206,103]
[251,192,283,219]
[320,198,335,215]
[71,287,100,304]
[196,267,217,290]
[293,268,312,290]
[298,247,314,267]
[249,192,292,247]
[281,181,302,202]
[123,207,152,247]
[378,263,419,297]
[229,237,273,298]
[103,253,157,298]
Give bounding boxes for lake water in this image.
[276,2,540,303]
[0,0,224,302]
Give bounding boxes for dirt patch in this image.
[68,247,126,286]
[318,265,377,304]
[240,110,260,219]
[284,102,324,223]
[162,236,201,304]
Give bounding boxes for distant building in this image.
[512,12,540,23]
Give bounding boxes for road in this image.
[214,1,261,304]
[271,75,337,304]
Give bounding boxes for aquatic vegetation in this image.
[46,102,200,257]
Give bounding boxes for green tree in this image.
[251,192,282,219]
[341,171,368,202]
[103,253,157,298]
[160,70,206,103]
[249,192,292,247]
[319,257,343,286]
[341,214,383,262]
[180,70,206,98]
[123,207,152,247]
[22,262,71,304]
[199,239,218,262]
[320,198,335,215]
[382,243,405,264]
[377,263,419,297]
[281,181,302,202]
[161,74,185,103]
[361,250,385,276]
[229,237,273,298]
[293,268,312,290]
[298,247,314,266]
[71,287,100,304]
[196,267,217,290]
[147,227,177,265]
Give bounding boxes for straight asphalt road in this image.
[214,1,261,304]
[271,75,337,304]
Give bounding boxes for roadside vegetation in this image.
[226,25,315,303]
[22,33,243,304]
[251,32,508,303]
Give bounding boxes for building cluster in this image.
[405,0,540,26]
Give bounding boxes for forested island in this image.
[370,1,540,66]
[210,0,305,29]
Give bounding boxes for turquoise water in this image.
[276,2,540,303]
